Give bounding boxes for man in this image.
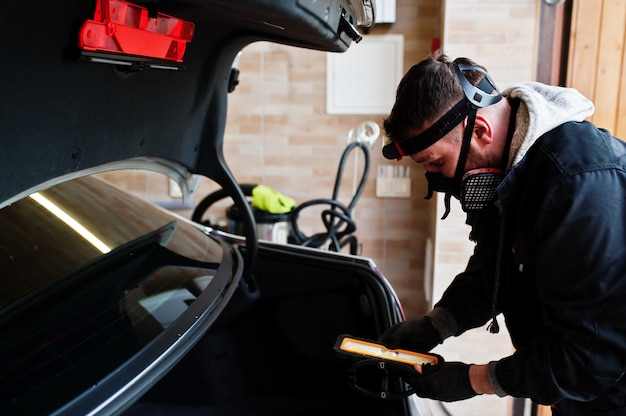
[379,51,626,415]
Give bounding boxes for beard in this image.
[464,146,502,173]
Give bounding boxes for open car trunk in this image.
[0,1,432,415]
[124,242,413,416]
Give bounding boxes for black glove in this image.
[405,361,476,402]
[378,316,442,352]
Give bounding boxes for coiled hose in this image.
[290,140,370,255]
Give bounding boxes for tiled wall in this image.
[216,1,445,321]
[218,42,435,319]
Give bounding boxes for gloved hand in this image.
[405,361,476,402]
[378,316,442,352]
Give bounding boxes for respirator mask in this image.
[382,62,503,219]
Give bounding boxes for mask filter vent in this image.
[460,168,503,212]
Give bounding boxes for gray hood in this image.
[503,82,595,168]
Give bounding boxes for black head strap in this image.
[453,106,477,183]
[382,99,472,160]
[424,106,477,220]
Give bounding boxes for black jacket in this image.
[435,121,626,414]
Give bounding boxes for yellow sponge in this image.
[251,185,295,214]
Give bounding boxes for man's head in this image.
[382,52,509,217]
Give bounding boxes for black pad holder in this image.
[346,358,417,400]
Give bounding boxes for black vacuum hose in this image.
[290,141,370,254]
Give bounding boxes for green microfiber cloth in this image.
[251,185,295,214]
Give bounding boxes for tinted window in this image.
[0,176,231,415]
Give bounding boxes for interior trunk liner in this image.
[124,244,408,415]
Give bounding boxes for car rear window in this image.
[0,175,230,415]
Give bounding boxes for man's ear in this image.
[473,114,493,144]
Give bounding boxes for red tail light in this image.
[79,0,195,63]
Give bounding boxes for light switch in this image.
[376,164,411,198]
[376,177,411,198]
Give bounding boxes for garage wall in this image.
[214,0,442,319]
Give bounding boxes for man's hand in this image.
[378,316,442,352]
[405,361,477,402]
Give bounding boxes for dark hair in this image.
[383,51,487,142]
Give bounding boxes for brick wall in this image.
[216,1,444,320]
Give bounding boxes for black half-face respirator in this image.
[382,62,503,219]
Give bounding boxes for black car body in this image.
[0,1,431,415]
